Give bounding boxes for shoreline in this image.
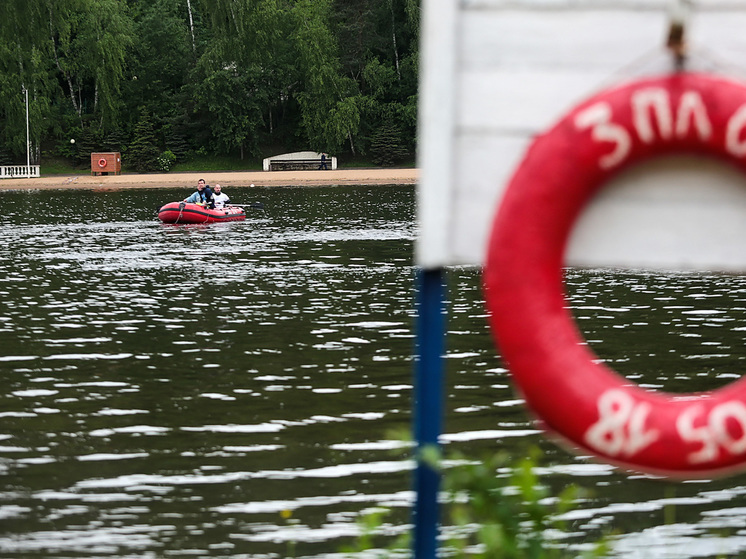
[0,168,418,191]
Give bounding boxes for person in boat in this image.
[212,184,231,209]
[184,178,214,208]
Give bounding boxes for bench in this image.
[269,159,326,171]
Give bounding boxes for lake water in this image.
[2,184,746,558]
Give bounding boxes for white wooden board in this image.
[416,0,746,271]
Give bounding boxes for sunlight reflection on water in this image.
[3,186,746,556]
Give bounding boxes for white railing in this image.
[0,165,40,179]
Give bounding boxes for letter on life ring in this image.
[484,72,746,478]
[98,158,107,168]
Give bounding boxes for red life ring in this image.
[484,72,746,478]
[98,158,107,168]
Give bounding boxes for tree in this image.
[293,0,362,153]
[164,109,192,162]
[50,0,135,128]
[328,0,420,157]
[0,0,69,161]
[128,112,160,172]
[102,127,128,155]
[197,0,300,153]
[194,65,266,158]
[0,0,422,165]
[370,119,408,166]
[125,0,195,122]
[72,127,103,166]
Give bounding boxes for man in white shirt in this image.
[212,184,231,209]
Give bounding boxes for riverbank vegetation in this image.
[0,0,419,171]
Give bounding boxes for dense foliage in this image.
[0,0,419,169]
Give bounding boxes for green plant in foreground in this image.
[341,508,409,557]
[443,448,606,558]
[344,446,607,558]
[281,508,298,558]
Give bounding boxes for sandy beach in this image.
[0,167,418,191]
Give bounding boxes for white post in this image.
[24,86,30,178]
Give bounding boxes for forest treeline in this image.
[0,0,419,170]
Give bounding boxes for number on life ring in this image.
[98,158,107,168]
[484,72,746,478]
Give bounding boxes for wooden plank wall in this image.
[416,0,746,271]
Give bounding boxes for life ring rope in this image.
[485,72,746,478]
[98,158,107,168]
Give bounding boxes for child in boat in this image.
[212,184,231,209]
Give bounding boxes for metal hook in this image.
[667,0,692,70]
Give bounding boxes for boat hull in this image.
[158,202,246,224]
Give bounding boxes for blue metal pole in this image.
[413,267,446,559]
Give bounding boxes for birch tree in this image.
[50,0,134,127]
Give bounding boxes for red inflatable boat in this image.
[158,202,246,224]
